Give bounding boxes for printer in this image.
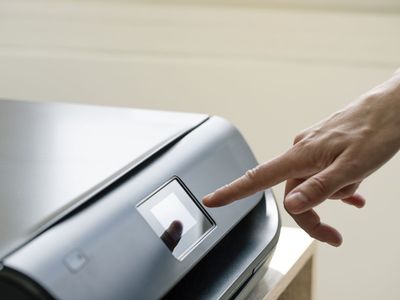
[0,99,280,300]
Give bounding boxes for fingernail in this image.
[202,193,214,206]
[327,240,342,247]
[327,236,343,247]
[285,192,309,213]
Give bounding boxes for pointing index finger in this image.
[203,150,300,207]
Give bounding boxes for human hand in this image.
[203,71,400,246]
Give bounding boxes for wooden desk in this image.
[245,227,316,300]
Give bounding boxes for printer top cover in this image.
[0,99,208,260]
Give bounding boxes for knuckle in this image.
[292,138,313,154]
[308,221,322,240]
[293,128,313,145]
[290,141,307,159]
[293,132,305,145]
[292,136,309,149]
[308,176,329,195]
[245,167,259,182]
[223,183,231,190]
[223,183,235,194]
[216,184,231,196]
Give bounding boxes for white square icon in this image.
[151,192,197,235]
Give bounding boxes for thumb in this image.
[284,163,349,214]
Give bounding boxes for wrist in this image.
[360,73,400,151]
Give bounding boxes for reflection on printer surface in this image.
[151,193,197,235]
[160,221,183,251]
[137,179,215,260]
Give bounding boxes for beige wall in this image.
[1,1,399,299]
[143,0,400,13]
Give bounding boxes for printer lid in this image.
[0,99,208,259]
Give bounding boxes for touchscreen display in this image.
[151,193,197,235]
[137,178,215,260]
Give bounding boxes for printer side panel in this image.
[4,117,264,300]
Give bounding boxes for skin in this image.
[203,70,400,247]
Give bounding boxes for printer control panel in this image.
[137,177,215,260]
